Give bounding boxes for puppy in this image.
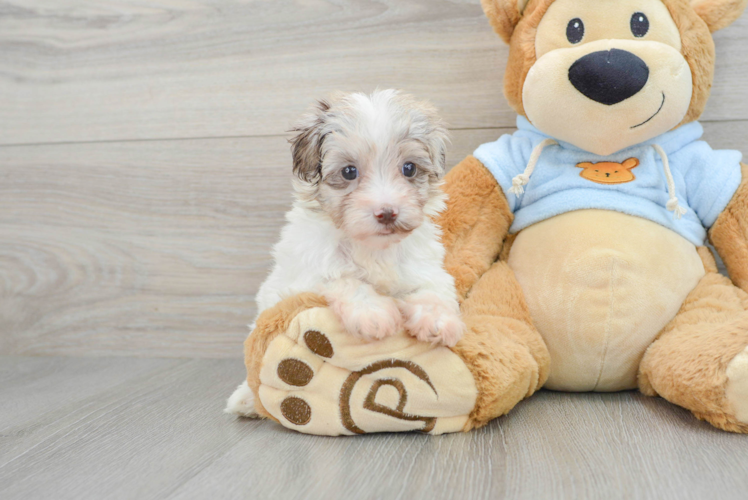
[226,90,464,416]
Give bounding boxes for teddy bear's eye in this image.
[631,12,650,37]
[566,18,585,44]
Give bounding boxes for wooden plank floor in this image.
[1,1,747,358]
[1,356,747,500]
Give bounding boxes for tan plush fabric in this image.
[639,261,748,433]
[508,210,705,391]
[709,163,748,292]
[256,307,477,436]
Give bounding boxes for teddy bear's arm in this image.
[709,163,748,291]
[438,155,514,299]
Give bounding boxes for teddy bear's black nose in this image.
[568,49,649,106]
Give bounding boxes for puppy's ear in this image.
[481,0,527,43]
[428,125,450,179]
[289,99,331,184]
[692,0,747,32]
[418,108,450,178]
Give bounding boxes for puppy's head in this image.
[290,90,449,247]
[482,0,746,155]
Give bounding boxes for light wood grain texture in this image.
[0,128,503,358]
[0,0,746,145]
[0,356,746,500]
[1,123,745,358]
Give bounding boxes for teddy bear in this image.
[237,0,748,435]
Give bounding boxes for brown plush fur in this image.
[438,156,514,300]
[693,0,748,32]
[483,0,717,126]
[244,293,328,421]
[456,260,551,429]
[709,163,748,292]
[639,252,748,433]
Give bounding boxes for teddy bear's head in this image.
[482,0,746,155]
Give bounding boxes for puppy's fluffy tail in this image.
[225,380,260,418]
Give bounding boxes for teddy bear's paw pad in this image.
[726,346,748,425]
[257,307,478,436]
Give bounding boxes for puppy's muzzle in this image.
[569,49,649,106]
[375,208,398,225]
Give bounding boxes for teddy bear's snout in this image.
[568,48,650,106]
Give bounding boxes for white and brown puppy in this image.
[226,90,463,416]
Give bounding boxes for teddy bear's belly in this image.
[507,210,706,392]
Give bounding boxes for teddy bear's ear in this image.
[622,158,640,170]
[577,162,594,169]
[481,0,528,44]
[691,0,747,32]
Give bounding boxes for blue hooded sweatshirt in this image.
[473,116,743,246]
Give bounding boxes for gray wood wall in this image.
[2,0,747,359]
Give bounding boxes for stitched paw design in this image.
[256,307,477,436]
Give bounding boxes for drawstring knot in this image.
[509,174,531,195]
[652,144,686,220]
[509,138,558,197]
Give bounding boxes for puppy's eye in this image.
[402,162,417,178]
[631,12,649,37]
[566,18,584,44]
[341,166,358,180]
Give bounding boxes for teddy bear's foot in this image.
[254,306,477,436]
[726,346,748,426]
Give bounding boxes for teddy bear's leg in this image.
[638,249,748,433]
[453,259,551,429]
[242,260,548,435]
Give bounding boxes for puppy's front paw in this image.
[330,295,403,342]
[400,294,465,347]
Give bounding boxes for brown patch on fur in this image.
[244,293,328,421]
[454,260,550,430]
[485,0,718,125]
[639,265,748,433]
[709,163,748,291]
[438,156,514,300]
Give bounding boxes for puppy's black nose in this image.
[568,49,649,105]
[375,209,397,224]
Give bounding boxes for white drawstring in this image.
[652,144,687,220]
[509,138,558,196]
